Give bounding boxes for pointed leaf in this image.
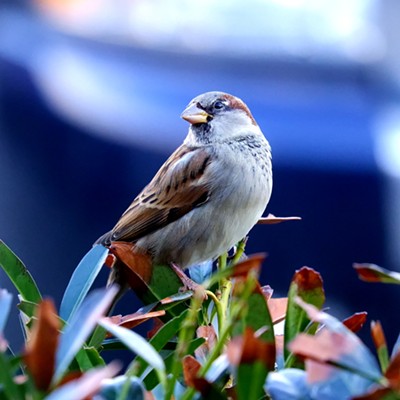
[342,312,367,333]
[0,289,12,333]
[284,267,325,367]
[54,286,118,384]
[24,299,60,391]
[354,264,400,284]
[258,214,301,224]
[371,321,389,373]
[289,298,381,382]
[0,241,41,303]
[60,245,109,322]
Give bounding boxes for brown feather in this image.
[109,145,212,243]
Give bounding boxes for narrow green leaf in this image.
[0,241,41,303]
[143,338,205,390]
[284,267,325,367]
[75,347,106,371]
[237,362,268,400]
[0,353,24,400]
[135,310,188,376]
[54,286,118,384]
[60,245,109,322]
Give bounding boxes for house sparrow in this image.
[98,91,272,286]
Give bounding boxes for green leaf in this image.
[60,245,109,322]
[75,347,106,371]
[54,286,118,384]
[237,362,268,400]
[0,353,24,400]
[143,338,205,390]
[0,241,41,303]
[284,267,325,368]
[135,310,188,376]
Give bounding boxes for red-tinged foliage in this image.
[183,355,201,387]
[342,312,368,333]
[195,325,217,360]
[267,298,287,324]
[105,309,166,333]
[109,242,153,288]
[353,263,400,284]
[24,299,60,391]
[371,321,387,351]
[231,253,266,278]
[257,214,301,224]
[227,328,276,371]
[385,351,400,391]
[293,266,324,293]
[289,330,353,365]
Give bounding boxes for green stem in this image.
[205,290,223,334]
[164,292,202,400]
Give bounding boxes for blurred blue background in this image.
[1,0,400,350]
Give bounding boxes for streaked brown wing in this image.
[109,144,212,243]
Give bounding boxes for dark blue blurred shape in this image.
[0,4,398,351]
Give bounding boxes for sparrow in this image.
[97,91,272,287]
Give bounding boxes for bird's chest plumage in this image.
[140,135,272,268]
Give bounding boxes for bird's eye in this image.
[213,101,225,110]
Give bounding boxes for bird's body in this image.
[98,91,272,273]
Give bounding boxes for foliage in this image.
[0,230,400,400]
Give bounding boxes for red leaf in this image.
[108,242,153,293]
[353,263,400,284]
[231,253,266,278]
[105,309,166,333]
[342,312,367,333]
[267,298,287,324]
[195,325,217,360]
[258,214,301,224]
[24,299,60,391]
[371,320,387,352]
[183,355,201,387]
[227,328,276,370]
[293,267,324,292]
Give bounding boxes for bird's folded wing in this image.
[110,145,212,243]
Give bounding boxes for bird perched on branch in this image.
[97,91,272,289]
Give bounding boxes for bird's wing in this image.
[109,144,213,243]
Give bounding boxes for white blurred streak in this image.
[33,0,382,64]
[30,47,179,152]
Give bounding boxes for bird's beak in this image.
[181,103,210,124]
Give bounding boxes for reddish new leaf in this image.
[353,263,400,284]
[342,312,367,333]
[24,299,60,391]
[371,321,387,352]
[105,310,166,332]
[267,298,287,324]
[195,325,217,360]
[109,242,153,290]
[231,253,266,278]
[258,214,301,224]
[227,328,276,371]
[183,355,201,387]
